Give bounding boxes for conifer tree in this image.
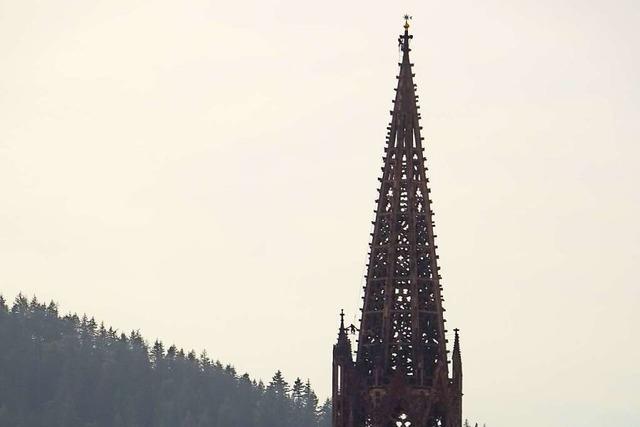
[318,399,332,427]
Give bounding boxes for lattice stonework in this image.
[332,21,463,427]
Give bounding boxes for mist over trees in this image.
[0,294,332,427]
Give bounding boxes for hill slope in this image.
[0,294,331,427]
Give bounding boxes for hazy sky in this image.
[1,1,639,426]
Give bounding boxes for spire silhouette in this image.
[332,19,463,427]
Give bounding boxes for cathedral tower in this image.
[333,19,463,427]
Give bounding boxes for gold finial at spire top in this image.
[404,14,412,29]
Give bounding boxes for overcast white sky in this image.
[1,1,639,426]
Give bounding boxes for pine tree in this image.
[302,379,320,425]
[318,399,332,427]
[151,340,165,366]
[267,370,290,397]
[12,293,28,314]
[292,377,304,404]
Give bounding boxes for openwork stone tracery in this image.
[332,20,463,427]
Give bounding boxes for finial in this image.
[340,309,345,329]
[403,14,412,30]
[399,15,413,53]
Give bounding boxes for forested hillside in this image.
[0,294,331,427]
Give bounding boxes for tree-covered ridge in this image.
[0,294,331,427]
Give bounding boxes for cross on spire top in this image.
[399,15,413,53]
[403,14,412,30]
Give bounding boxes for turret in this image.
[450,328,463,427]
[452,328,463,391]
[332,310,354,427]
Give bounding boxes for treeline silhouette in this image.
[0,294,331,427]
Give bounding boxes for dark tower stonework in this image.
[333,20,463,427]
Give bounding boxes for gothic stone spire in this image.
[333,20,462,427]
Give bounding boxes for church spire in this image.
[333,310,354,427]
[453,328,463,389]
[355,17,448,384]
[332,19,463,427]
[335,309,351,350]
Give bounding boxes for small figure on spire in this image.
[348,323,358,335]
